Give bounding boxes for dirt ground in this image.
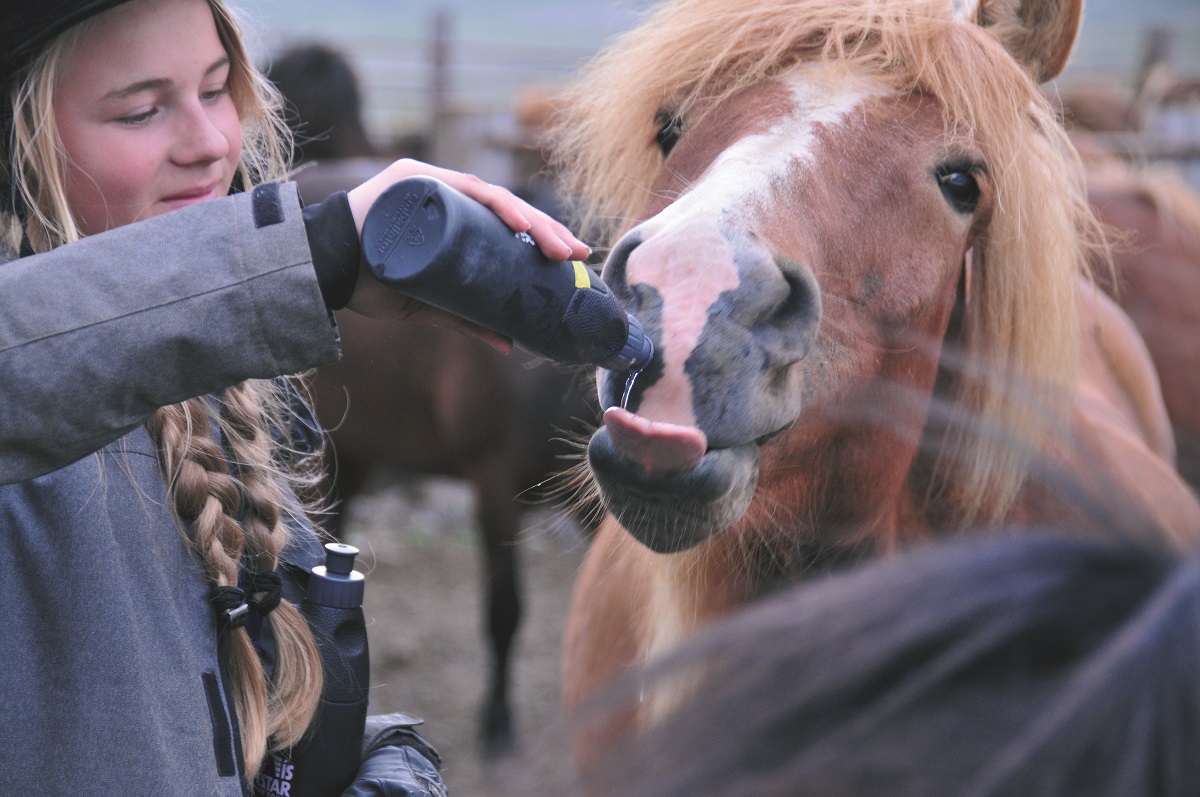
[339,476,589,796]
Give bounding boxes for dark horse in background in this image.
[290,159,594,758]
[266,44,598,755]
[546,0,1200,766]
[310,307,593,756]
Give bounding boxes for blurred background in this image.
[236,0,1200,189]
[238,0,656,185]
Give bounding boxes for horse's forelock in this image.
[556,0,1006,241]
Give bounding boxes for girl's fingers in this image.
[526,214,588,261]
[432,169,530,228]
[350,158,591,263]
[420,164,590,261]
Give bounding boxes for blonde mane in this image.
[553,0,1105,525]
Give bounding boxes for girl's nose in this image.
[172,102,232,166]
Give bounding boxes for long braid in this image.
[219,381,323,751]
[148,386,323,781]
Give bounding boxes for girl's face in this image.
[53,0,241,234]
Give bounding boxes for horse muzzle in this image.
[587,203,822,551]
[587,413,761,553]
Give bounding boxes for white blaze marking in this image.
[628,67,885,428]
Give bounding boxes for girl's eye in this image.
[202,84,230,103]
[935,163,984,214]
[116,108,157,125]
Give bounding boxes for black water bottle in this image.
[270,543,370,797]
[360,175,653,372]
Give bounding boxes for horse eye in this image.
[654,109,683,156]
[936,165,982,214]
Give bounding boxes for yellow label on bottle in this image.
[572,260,592,290]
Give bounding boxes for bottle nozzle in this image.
[323,543,359,577]
[308,542,365,608]
[606,313,654,372]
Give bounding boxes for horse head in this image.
[559,0,1093,554]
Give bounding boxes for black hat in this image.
[1,1,137,87]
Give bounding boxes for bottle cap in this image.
[308,543,365,609]
[607,314,654,372]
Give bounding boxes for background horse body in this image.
[309,309,592,754]
[266,45,599,755]
[1055,88,1200,491]
[1088,166,1200,489]
[551,0,1200,763]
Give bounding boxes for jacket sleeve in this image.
[0,182,342,484]
[342,713,447,797]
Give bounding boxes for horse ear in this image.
[972,0,1084,83]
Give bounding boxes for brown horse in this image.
[549,0,1200,764]
[1086,160,1200,489]
[268,45,600,756]
[1055,88,1200,491]
[308,308,594,756]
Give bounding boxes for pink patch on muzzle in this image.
[603,407,708,474]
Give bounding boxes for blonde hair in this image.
[3,0,321,782]
[552,0,1106,526]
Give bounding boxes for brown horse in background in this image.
[1087,162,1200,489]
[309,308,593,756]
[1056,89,1200,490]
[290,162,595,759]
[548,0,1200,765]
[267,44,599,756]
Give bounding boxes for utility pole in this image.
[428,7,451,163]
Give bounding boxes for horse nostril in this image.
[601,231,643,299]
[773,270,820,325]
[755,262,822,364]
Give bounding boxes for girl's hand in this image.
[346,158,589,261]
[343,159,590,350]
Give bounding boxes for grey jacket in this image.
[0,183,339,484]
[0,185,439,796]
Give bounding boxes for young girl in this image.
[0,1,588,794]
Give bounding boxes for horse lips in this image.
[602,407,707,474]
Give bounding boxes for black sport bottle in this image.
[256,543,369,797]
[360,176,653,372]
